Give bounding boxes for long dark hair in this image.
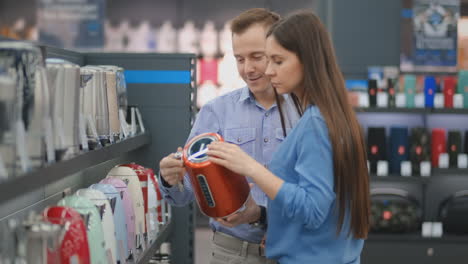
[267,11,370,239]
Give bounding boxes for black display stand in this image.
[0,45,197,264]
[358,108,468,264]
[0,133,150,204]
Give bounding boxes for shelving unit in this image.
[0,44,196,264]
[432,168,468,175]
[0,133,151,205]
[370,175,430,184]
[370,168,468,183]
[356,107,429,114]
[130,222,173,264]
[363,234,468,264]
[358,103,468,264]
[368,233,468,243]
[356,107,468,115]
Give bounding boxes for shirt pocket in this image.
[224,127,256,155]
[275,127,291,142]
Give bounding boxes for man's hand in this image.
[159,147,186,187]
[215,194,261,228]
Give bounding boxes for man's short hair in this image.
[230,8,280,34]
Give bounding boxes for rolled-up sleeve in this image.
[273,117,335,230]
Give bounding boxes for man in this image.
[158,8,297,264]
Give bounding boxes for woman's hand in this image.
[215,193,261,228]
[209,141,284,200]
[207,141,260,178]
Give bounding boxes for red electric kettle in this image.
[181,132,250,218]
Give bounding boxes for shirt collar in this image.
[239,86,282,110]
[239,86,254,102]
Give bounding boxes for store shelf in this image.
[355,107,468,114]
[356,107,429,113]
[131,222,173,264]
[370,175,429,184]
[430,108,468,115]
[432,168,468,175]
[368,233,468,243]
[370,169,468,183]
[0,133,151,205]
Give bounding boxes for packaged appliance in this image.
[0,41,50,173]
[389,127,409,175]
[98,67,120,142]
[367,127,387,174]
[409,127,431,176]
[46,59,81,158]
[42,206,91,264]
[100,177,136,255]
[58,195,107,264]
[17,215,64,264]
[90,183,130,261]
[121,163,159,240]
[439,190,468,235]
[106,166,145,249]
[80,66,110,147]
[370,187,422,233]
[76,188,118,264]
[0,75,16,180]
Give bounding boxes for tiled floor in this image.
[195,227,212,264]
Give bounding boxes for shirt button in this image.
[265,112,269,117]
[237,138,241,143]
[264,137,269,143]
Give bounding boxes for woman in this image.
[207,10,370,263]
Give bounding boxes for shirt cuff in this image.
[158,171,181,191]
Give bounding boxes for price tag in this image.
[432,222,443,237]
[16,120,30,172]
[400,161,412,177]
[438,153,449,168]
[145,213,151,242]
[109,130,115,144]
[131,107,136,136]
[55,117,66,150]
[79,113,89,151]
[166,202,172,223]
[414,94,425,108]
[119,110,129,138]
[118,239,126,263]
[458,153,468,168]
[376,160,388,177]
[161,199,167,225]
[135,107,145,133]
[106,248,114,264]
[86,115,101,148]
[359,93,369,108]
[420,161,431,177]
[376,92,388,108]
[395,93,406,108]
[44,117,55,163]
[422,222,432,237]
[0,153,8,180]
[138,222,146,251]
[434,94,444,109]
[454,94,464,108]
[70,255,79,264]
